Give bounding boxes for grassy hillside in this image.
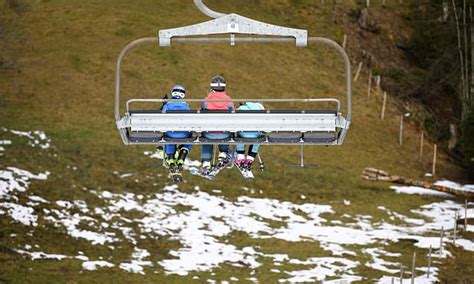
[1,0,472,282]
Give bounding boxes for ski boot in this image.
[235,154,246,170]
[166,155,183,183]
[244,158,254,171]
[200,161,212,176]
[217,151,233,169]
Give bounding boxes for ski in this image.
[168,167,184,183]
[208,151,234,177]
[189,168,215,180]
[233,161,255,179]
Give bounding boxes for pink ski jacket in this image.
[202,91,235,111]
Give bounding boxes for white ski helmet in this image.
[170,84,186,99]
[210,75,226,92]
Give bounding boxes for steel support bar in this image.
[193,0,227,19]
[126,98,341,113]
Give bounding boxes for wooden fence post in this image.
[381,91,387,120]
[432,144,437,176]
[419,131,424,162]
[368,70,373,98]
[454,211,458,245]
[427,245,432,278]
[440,226,444,255]
[399,115,404,146]
[411,250,416,283]
[466,199,468,228]
[400,260,404,283]
[354,62,363,82]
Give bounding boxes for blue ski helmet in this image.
[170,84,186,99]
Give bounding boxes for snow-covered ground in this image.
[1,129,473,282]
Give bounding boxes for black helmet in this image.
[210,75,226,92]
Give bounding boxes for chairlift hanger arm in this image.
[193,0,226,19]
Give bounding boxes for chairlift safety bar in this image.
[126,98,341,113]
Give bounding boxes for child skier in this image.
[162,85,193,181]
[235,102,265,172]
[200,75,235,175]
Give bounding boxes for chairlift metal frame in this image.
[114,0,352,156]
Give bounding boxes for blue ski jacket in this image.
[237,102,265,138]
[162,101,193,139]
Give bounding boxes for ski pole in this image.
[257,153,265,171]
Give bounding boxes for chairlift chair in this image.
[114,0,352,165]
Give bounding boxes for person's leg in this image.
[248,144,260,157]
[164,144,177,168]
[218,144,229,154]
[245,144,260,169]
[201,144,213,162]
[176,144,192,168]
[236,143,246,167]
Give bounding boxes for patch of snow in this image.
[119,248,153,275]
[434,180,474,193]
[119,173,133,179]
[83,261,115,271]
[281,257,361,283]
[28,195,49,204]
[391,186,452,197]
[0,202,37,226]
[17,249,69,260]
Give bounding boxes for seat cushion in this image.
[303,133,337,143]
[199,136,232,143]
[267,133,302,143]
[163,135,197,143]
[128,132,163,143]
[234,136,267,143]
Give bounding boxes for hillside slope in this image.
[1,0,472,282]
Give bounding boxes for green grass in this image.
[0,0,471,282]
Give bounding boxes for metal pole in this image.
[399,115,404,146]
[466,199,468,228]
[257,153,265,171]
[440,226,444,255]
[400,262,404,283]
[454,211,458,245]
[300,144,305,168]
[193,0,227,19]
[411,250,416,284]
[115,37,157,122]
[427,245,432,278]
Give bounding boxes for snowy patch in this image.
[391,186,452,197]
[281,257,361,282]
[9,129,51,149]
[16,250,69,260]
[0,202,37,226]
[83,261,115,271]
[434,180,474,194]
[119,248,153,275]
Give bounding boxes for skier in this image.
[200,75,235,175]
[235,102,265,173]
[162,85,193,182]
